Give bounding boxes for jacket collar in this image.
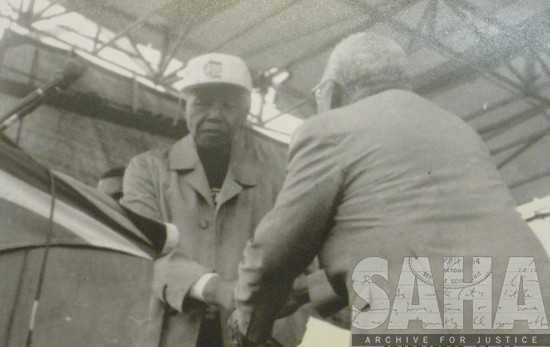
[168,134,257,187]
[168,135,200,171]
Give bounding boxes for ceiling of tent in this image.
[0,0,549,204]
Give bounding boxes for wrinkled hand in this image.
[278,276,310,318]
[202,275,236,311]
[228,310,283,347]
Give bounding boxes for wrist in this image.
[202,274,222,304]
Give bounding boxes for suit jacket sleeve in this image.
[121,154,210,312]
[307,268,347,317]
[121,154,164,222]
[235,121,345,343]
[302,258,347,317]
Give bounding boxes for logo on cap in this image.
[203,60,223,79]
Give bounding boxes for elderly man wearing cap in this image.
[121,53,311,346]
[230,32,550,345]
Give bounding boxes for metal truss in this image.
[1,0,548,190]
[239,0,423,117]
[1,0,243,96]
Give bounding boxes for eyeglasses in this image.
[311,79,336,102]
[312,79,340,113]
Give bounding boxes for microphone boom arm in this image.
[0,59,85,132]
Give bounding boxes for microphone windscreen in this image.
[56,59,87,88]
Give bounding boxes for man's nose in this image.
[206,103,224,121]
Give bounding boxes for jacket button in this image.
[199,220,209,229]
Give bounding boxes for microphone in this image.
[0,59,86,131]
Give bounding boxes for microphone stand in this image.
[0,98,43,132]
[0,59,85,132]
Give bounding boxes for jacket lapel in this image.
[168,136,214,206]
[216,177,242,209]
[216,138,258,209]
[168,133,259,209]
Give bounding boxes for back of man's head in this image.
[321,32,410,103]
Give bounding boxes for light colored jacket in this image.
[236,89,550,343]
[121,129,309,347]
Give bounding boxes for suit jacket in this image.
[235,89,550,343]
[121,129,309,347]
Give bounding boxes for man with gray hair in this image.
[230,32,550,345]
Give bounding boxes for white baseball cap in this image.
[179,53,253,94]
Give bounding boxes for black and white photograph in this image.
[0,1,549,346]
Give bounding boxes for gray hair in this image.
[322,32,410,99]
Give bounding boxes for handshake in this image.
[202,275,310,346]
[227,310,283,347]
